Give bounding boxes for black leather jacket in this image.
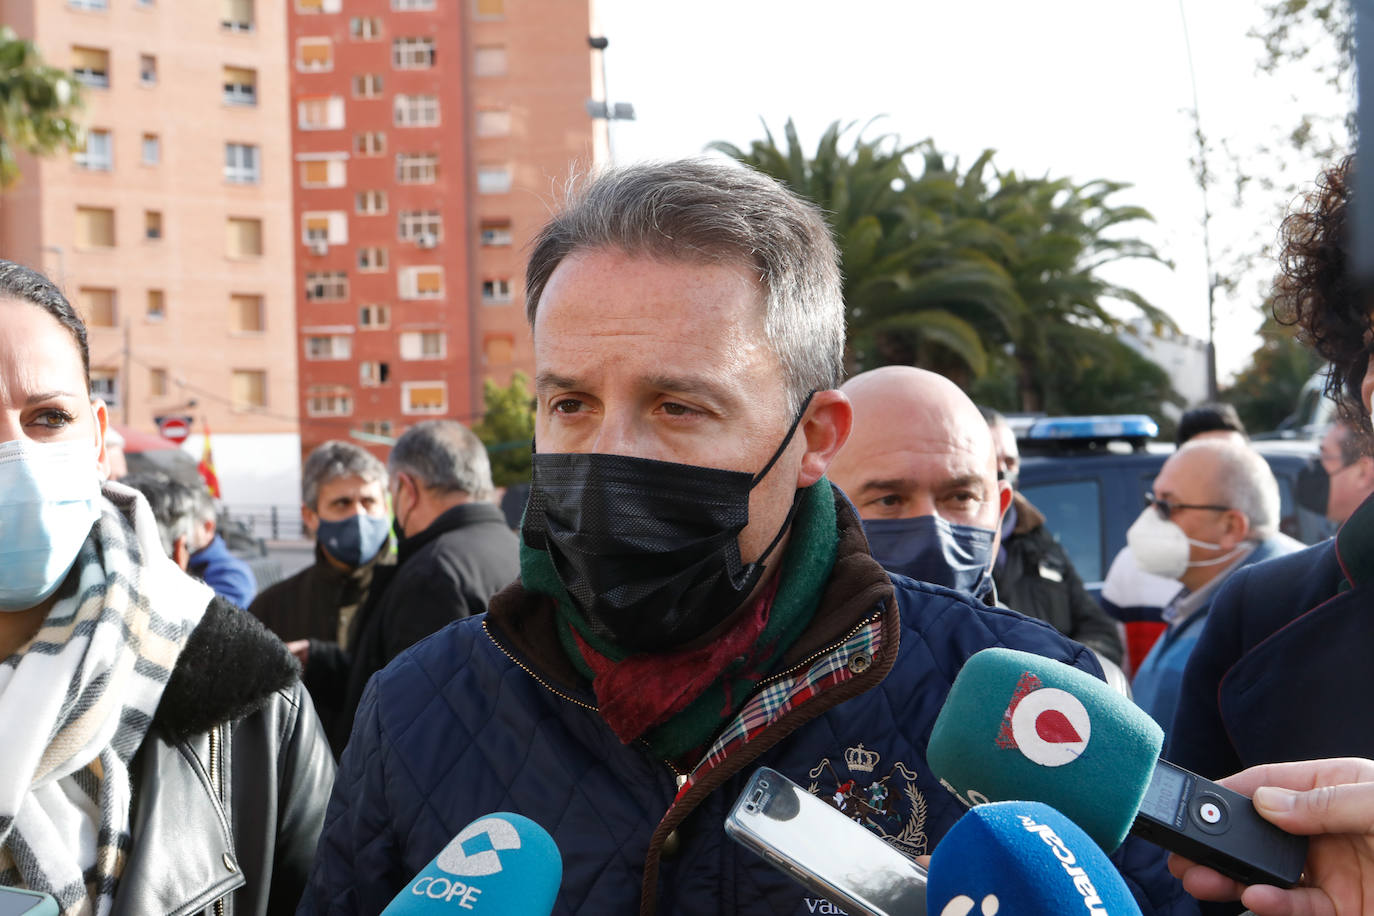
[110,598,336,916]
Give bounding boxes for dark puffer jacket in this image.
[300,492,1194,916]
[112,597,336,916]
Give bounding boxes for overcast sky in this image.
[593,0,1348,381]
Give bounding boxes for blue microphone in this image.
[928,801,1142,916]
[379,812,562,915]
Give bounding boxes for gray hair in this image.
[122,471,198,558]
[1178,439,1280,540]
[524,159,845,416]
[388,420,494,501]
[302,440,388,510]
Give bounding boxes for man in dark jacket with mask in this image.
[301,161,1197,916]
[248,441,394,729]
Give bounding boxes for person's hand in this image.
[1167,757,1374,916]
[286,638,310,669]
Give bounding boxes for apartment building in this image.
[0,0,301,509]
[289,0,595,460]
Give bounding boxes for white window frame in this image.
[480,222,512,246]
[140,54,157,85]
[396,153,437,184]
[398,210,441,242]
[476,165,512,194]
[391,0,435,9]
[70,0,109,9]
[223,68,256,106]
[357,246,388,272]
[481,278,513,304]
[398,266,442,300]
[355,132,386,156]
[355,190,388,215]
[296,37,334,72]
[392,37,435,70]
[298,154,347,188]
[298,96,345,131]
[75,129,113,171]
[352,73,383,98]
[350,16,383,39]
[393,94,439,128]
[225,142,260,184]
[305,271,348,302]
[306,387,353,417]
[401,381,447,416]
[142,134,161,165]
[359,361,389,387]
[358,304,390,329]
[90,370,119,409]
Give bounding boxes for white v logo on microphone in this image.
[436,817,524,877]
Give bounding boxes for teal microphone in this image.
[928,648,1307,889]
[380,813,562,915]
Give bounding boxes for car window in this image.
[1019,479,1104,583]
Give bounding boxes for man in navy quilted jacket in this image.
[300,160,1196,916]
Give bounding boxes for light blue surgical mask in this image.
[317,512,391,568]
[0,438,102,611]
[863,514,997,601]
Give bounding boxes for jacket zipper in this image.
[209,725,226,916]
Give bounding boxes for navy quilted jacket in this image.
[301,575,1196,915]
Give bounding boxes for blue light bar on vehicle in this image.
[1025,415,1159,442]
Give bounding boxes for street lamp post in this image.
[585,35,635,163]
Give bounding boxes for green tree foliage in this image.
[1222,310,1324,433]
[713,119,1179,416]
[0,27,82,188]
[473,372,535,487]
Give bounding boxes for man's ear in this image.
[301,504,320,538]
[796,390,854,488]
[172,535,191,571]
[1221,508,1251,547]
[92,399,111,480]
[1354,456,1374,489]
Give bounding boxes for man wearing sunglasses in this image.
[1127,438,1302,734]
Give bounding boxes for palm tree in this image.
[0,27,82,188]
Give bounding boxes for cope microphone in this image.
[379,812,562,915]
[927,648,1307,889]
[928,801,1141,916]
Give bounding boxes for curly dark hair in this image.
[1273,155,1367,427]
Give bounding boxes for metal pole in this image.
[1355,0,1374,283]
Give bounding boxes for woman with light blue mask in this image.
[0,260,335,916]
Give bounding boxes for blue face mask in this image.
[317,512,391,568]
[0,438,102,611]
[862,514,997,601]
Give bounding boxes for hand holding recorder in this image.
[1168,757,1374,916]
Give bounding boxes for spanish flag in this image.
[198,420,222,499]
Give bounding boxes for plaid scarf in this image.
[522,480,839,762]
[0,483,212,916]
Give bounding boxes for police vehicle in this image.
[1015,415,1329,598]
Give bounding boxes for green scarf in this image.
[520,480,839,760]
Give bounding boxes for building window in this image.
[398,267,442,299]
[350,16,383,39]
[357,246,388,272]
[476,164,511,194]
[398,210,441,243]
[393,94,439,128]
[230,293,264,332]
[481,278,513,304]
[354,131,386,156]
[392,37,435,69]
[307,386,353,417]
[473,45,506,77]
[75,207,115,249]
[473,0,503,19]
[225,143,260,183]
[399,331,445,360]
[139,54,157,85]
[149,367,168,397]
[221,0,254,30]
[142,133,161,165]
[359,419,393,436]
[231,370,268,410]
[352,73,383,98]
[402,382,446,415]
[359,304,390,328]
[71,47,109,88]
[359,361,390,386]
[299,156,345,187]
[305,271,348,302]
[80,287,116,327]
[480,219,512,246]
[298,96,344,130]
[296,38,333,71]
[145,210,162,240]
[475,109,510,137]
[69,0,109,9]
[392,0,435,9]
[355,190,387,215]
[147,289,165,320]
[305,334,352,360]
[223,66,257,105]
[302,211,348,247]
[74,129,112,170]
[226,217,263,258]
[396,153,437,184]
[296,0,341,11]
[91,370,119,409]
[484,335,514,365]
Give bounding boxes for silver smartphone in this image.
[0,888,58,916]
[724,767,928,916]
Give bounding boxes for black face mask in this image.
[521,395,813,653]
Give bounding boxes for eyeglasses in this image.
[1144,493,1230,521]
